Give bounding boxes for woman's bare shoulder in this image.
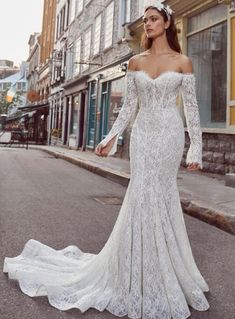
[128,52,149,71]
[178,54,194,73]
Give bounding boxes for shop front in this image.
[86,63,133,158]
[62,75,89,150]
[128,0,235,173]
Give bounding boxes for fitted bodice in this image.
[99,69,203,168]
[128,70,186,110]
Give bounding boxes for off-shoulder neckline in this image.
[126,70,195,81]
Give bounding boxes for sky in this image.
[0,0,44,66]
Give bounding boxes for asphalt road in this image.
[0,148,234,319]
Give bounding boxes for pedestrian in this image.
[3,1,209,318]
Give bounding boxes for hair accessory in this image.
[146,0,174,20]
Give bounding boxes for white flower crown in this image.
[146,0,174,20]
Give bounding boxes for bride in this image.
[4,1,210,318]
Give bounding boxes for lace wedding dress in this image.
[4,70,210,319]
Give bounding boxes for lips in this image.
[147,29,153,32]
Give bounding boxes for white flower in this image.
[165,4,174,15]
[155,0,164,10]
[145,0,174,18]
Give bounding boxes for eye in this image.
[151,17,158,22]
[143,18,148,24]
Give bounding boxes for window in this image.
[70,0,76,23]
[104,1,114,49]
[70,96,79,135]
[121,0,131,24]
[94,14,102,55]
[187,5,227,128]
[118,0,131,39]
[56,15,60,39]
[59,6,66,35]
[139,0,149,16]
[76,0,84,16]
[83,28,91,70]
[87,82,97,147]
[108,77,126,133]
[66,0,70,27]
[74,37,81,75]
[66,45,74,79]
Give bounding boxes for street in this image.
[0,148,235,319]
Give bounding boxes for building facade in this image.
[23,0,57,144]
[47,0,235,174]
[38,0,57,102]
[27,33,41,99]
[50,0,138,158]
[0,60,19,80]
[49,0,72,145]
[0,65,27,116]
[167,0,235,174]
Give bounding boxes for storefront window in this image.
[187,5,227,128]
[107,77,126,140]
[108,77,125,124]
[87,82,97,147]
[70,96,79,135]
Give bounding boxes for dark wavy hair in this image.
[141,6,181,53]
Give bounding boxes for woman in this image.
[4,1,210,319]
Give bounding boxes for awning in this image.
[18,102,49,112]
[6,111,37,122]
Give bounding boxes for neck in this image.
[149,33,171,55]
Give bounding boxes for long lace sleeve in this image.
[181,74,203,168]
[98,72,138,156]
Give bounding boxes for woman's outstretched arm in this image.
[181,57,203,170]
[95,58,139,157]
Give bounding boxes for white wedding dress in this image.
[3,70,210,319]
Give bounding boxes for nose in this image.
[145,20,150,28]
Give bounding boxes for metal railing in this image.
[0,130,29,150]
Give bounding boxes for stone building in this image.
[48,0,235,174]
[0,60,19,80]
[27,33,40,98]
[49,0,73,145]
[171,0,235,174]
[38,0,57,104]
[49,0,139,157]
[22,0,57,144]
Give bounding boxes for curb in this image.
[181,198,235,236]
[32,146,235,236]
[32,147,130,187]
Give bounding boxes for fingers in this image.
[95,144,108,157]
[187,162,200,171]
[95,145,102,156]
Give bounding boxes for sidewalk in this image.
[31,144,235,236]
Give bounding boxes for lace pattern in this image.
[99,73,138,155]
[3,71,209,319]
[180,74,203,168]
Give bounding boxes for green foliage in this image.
[0,89,24,115]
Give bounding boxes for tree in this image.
[0,89,24,116]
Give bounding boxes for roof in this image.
[0,71,27,84]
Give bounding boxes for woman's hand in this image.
[95,138,115,157]
[187,162,201,171]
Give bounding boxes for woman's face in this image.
[143,8,169,39]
